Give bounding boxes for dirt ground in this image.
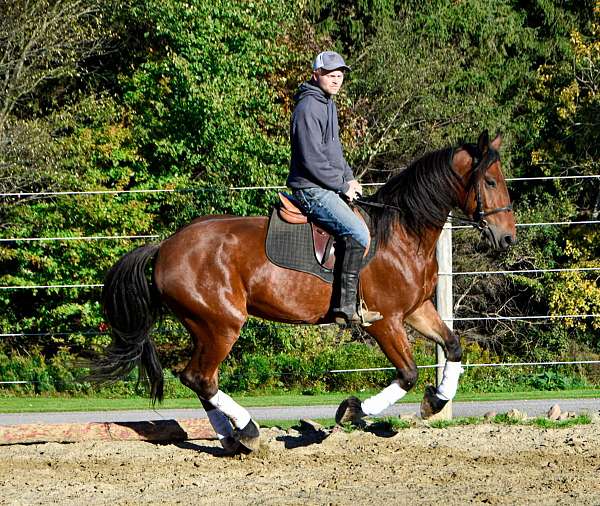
[1,419,599,506]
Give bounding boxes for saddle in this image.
[277,192,336,270]
[276,192,370,271]
[265,192,377,285]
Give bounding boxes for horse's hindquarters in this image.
[154,215,333,324]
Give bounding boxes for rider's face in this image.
[313,69,344,95]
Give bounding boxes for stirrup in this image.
[358,299,383,327]
[333,301,383,328]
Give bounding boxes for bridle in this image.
[461,150,513,230]
[356,148,513,231]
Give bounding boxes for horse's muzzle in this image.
[482,224,517,251]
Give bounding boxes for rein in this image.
[356,151,513,232]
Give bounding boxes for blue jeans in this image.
[292,187,370,248]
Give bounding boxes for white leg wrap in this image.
[206,408,234,440]
[208,390,251,429]
[436,361,464,401]
[361,381,407,416]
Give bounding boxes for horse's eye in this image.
[485,177,497,188]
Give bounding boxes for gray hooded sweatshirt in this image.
[287,82,354,194]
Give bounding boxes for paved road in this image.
[0,398,598,425]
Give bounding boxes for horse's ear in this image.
[491,133,502,150]
[477,130,489,155]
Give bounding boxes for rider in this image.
[287,50,382,326]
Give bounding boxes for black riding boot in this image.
[332,236,382,326]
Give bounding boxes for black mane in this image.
[365,144,497,245]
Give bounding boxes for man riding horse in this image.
[287,51,382,326]
[95,50,516,453]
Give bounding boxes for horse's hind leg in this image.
[179,318,260,453]
[405,299,464,418]
[198,397,246,454]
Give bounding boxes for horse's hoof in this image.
[234,419,261,453]
[420,385,448,419]
[335,396,366,425]
[220,436,241,454]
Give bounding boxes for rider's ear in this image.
[477,130,489,156]
[490,133,502,151]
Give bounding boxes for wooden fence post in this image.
[433,219,453,420]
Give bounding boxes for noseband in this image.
[471,184,513,230]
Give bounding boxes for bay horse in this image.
[96,131,516,453]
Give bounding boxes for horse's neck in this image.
[391,221,444,256]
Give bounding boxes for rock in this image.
[483,411,497,420]
[261,427,285,440]
[506,408,527,421]
[298,419,323,432]
[547,404,561,420]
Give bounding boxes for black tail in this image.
[93,243,164,403]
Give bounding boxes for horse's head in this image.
[452,131,517,251]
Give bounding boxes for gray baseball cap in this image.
[313,51,351,72]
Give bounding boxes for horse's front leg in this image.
[405,299,464,418]
[335,317,417,425]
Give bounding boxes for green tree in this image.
[1,0,598,393]
[0,0,109,194]
[0,0,321,366]
[119,0,308,223]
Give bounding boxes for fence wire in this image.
[3,360,600,385]
[1,173,598,198]
[1,174,599,383]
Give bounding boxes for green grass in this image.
[377,416,412,431]
[426,413,593,429]
[458,389,600,401]
[491,413,523,425]
[0,387,598,413]
[420,414,593,430]
[530,414,592,429]
[0,391,388,413]
[429,416,482,428]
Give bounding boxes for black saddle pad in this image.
[265,208,377,284]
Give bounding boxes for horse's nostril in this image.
[503,234,515,246]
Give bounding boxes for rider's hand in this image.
[344,180,362,201]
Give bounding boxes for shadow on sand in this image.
[276,419,401,449]
[124,418,404,456]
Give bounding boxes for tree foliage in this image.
[0,0,320,361]
[0,0,110,194]
[533,17,600,341]
[0,0,598,393]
